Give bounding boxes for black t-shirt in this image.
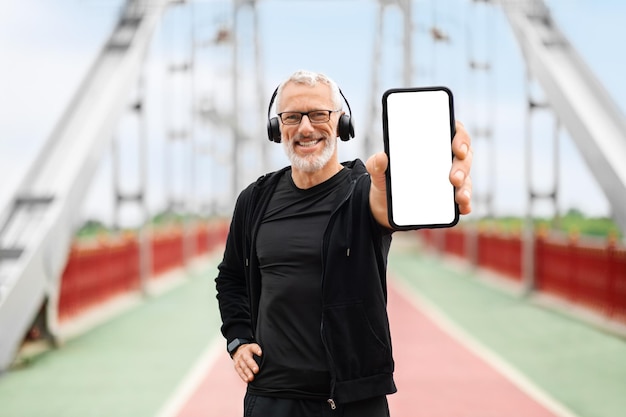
[249,168,350,399]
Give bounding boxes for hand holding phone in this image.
[382,87,459,230]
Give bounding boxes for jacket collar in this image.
[254,158,367,189]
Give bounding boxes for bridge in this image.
[0,1,625,413]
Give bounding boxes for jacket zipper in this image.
[320,177,359,410]
[327,399,337,410]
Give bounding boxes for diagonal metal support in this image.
[0,0,174,373]
[500,0,626,236]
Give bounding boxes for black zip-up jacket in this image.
[215,159,397,405]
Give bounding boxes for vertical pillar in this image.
[163,0,194,269]
[466,0,496,267]
[522,71,560,294]
[363,0,414,159]
[112,74,152,294]
[231,1,240,202]
[185,0,197,267]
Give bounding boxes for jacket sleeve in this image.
[215,188,255,345]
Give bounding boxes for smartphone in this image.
[382,86,459,230]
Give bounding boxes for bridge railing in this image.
[416,227,626,325]
[52,221,626,336]
[58,220,229,323]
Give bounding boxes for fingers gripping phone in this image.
[382,87,459,230]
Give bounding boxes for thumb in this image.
[366,152,391,228]
[251,343,263,356]
[366,152,388,186]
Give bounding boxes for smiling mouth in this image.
[297,138,322,148]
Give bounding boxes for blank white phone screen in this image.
[386,89,456,227]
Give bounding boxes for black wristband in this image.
[227,338,252,357]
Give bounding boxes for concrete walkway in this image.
[0,237,624,417]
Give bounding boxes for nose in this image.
[297,115,315,135]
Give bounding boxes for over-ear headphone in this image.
[266,85,355,143]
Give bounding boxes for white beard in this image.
[283,135,336,173]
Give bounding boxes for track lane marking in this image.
[390,275,579,417]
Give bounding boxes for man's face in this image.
[279,82,339,173]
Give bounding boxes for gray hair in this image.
[274,69,343,112]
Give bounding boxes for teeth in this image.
[299,139,319,147]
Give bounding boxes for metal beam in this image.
[500,0,626,235]
[0,0,173,372]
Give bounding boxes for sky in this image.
[1,0,625,229]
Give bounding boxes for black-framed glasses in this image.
[278,110,339,125]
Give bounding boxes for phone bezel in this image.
[382,86,460,230]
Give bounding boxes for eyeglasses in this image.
[278,110,339,125]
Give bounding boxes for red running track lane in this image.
[386,280,558,417]
[176,281,558,417]
[175,343,246,417]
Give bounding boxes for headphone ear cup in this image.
[338,114,354,142]
[267,116,281,143]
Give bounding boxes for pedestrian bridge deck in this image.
[1,236,624,417]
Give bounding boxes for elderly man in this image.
[215,69,472,417]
